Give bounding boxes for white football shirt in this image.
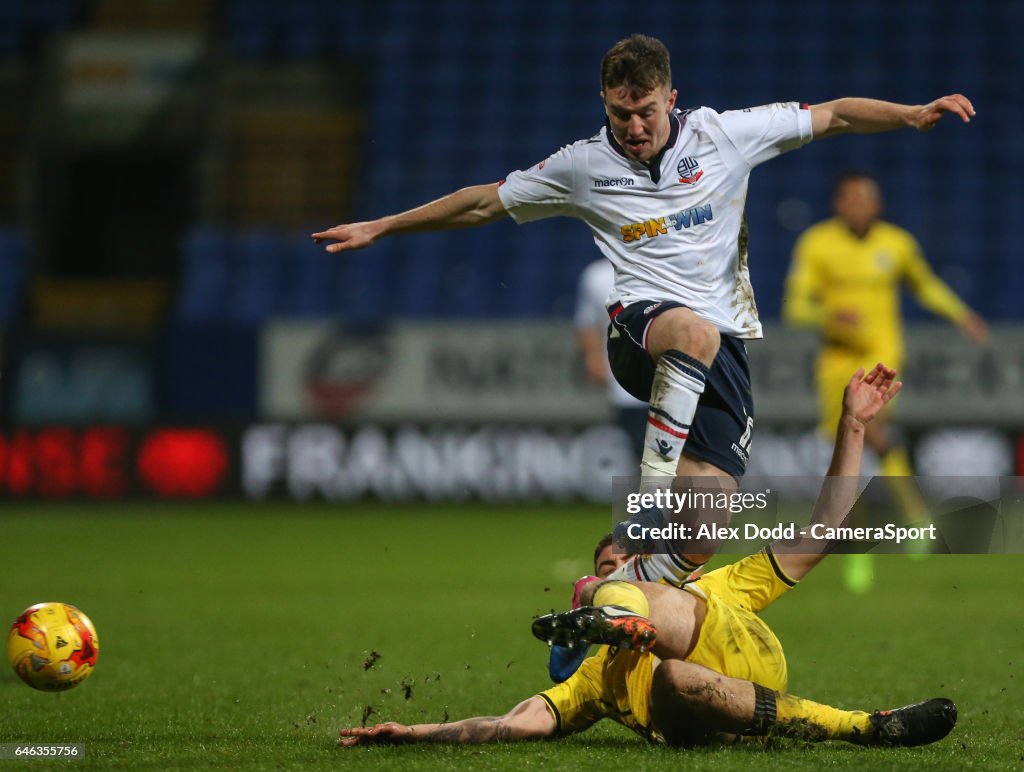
[498,103,813,338]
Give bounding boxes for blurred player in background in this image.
[784,172,989,592]
[575,258,647,463]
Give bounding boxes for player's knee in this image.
[651,661,715,743]
[685,316,719,360]
[678,318,719,362]
[651,311,720,363]
[651,660,708,706]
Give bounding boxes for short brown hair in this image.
[600,35,672,97]
[593,533,615,571]
[833,170,879,194]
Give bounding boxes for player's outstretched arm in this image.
[773,364,902,582]
[338,696,555,747]
[810,95,975,139]
[957,311,989,345]
[312,182,508,253]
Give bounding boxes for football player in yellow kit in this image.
[339,366,957,750]
[784,173,988,591]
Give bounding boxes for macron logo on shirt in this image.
[593,177,636,188]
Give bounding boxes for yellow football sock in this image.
[775,692,872,741]
[592,581,649,617]
[880,445,913,477]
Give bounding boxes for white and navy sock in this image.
[641,349,708,476]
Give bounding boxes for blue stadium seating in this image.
[202,2,1023,321]
[0,228,27,323]
[224,0,379,59]
[0,6,24,57]
[9,3,1024,321]
[225,1,272,59]
[391,235,447,318]
[342,248,393,319]
[9,2,1012,327]
[228,230,284,324]
[176,227,230,323]
[0,0,79,57]
[356,0,1019,319]
[281,238,338,317]
[440,229,503,318]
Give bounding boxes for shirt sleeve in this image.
[497,143,577,223]
[783,228,827,327]
[536,652,608,737]
[899,232,970,322]
[714,102,814,168]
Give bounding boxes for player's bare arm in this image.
[573,367,901,606]
[810,95,975,139]
[338,696,555,746]
[312,182,508,253]
[774,364,902,582]
[958,310,990,345]
[577,326,611,386]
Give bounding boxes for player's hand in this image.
[832,309,860,328]
[311,220,384,253]
[572,575,601,608]
[958,311,989,345]
[908,94,975,131]
[841,363,901,427]
[338,722,414,747]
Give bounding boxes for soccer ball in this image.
[7,603,99,691]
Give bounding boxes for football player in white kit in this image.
[314,33,974,684]
[314,34,974,490]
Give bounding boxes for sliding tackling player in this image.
[339,365,957,749]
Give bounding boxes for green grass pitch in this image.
[1,502,1021,770]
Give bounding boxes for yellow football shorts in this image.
[816,347,902,435]
[681,549,796,691]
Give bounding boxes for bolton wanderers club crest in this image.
[677,156,703,185]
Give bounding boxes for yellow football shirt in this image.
[784,218,969,362]
[538,551,794,743]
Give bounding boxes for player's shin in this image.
[652,665,872,746]
[763,687,872,742]
[641,350,707,476]
[611,551,703,587]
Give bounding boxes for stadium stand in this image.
[185,0,1019,322]
[0,228,27,324]
[1,2,1020,323]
